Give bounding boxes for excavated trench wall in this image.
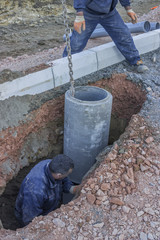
[0,73,146,196]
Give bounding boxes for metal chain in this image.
[61,0,75,96]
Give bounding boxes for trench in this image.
[0,75,146,230]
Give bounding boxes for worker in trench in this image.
[15,154,81,226]
[63,0,149,73]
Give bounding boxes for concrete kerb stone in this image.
[0,31,159,100]
[89,42,125,71]
[89,30,160,71]
[0,67,54,100]
[49,50,97,88]
[133,30,160,54]
[154,29,160,44]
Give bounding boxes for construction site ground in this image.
[0,2,160,79]
[0,1,160,240]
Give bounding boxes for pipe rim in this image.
[66,86,111,104]
[144,21,151,32]
[156,23,160,29]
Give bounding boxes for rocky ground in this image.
[0,114,160,240]
[0,1,160,240]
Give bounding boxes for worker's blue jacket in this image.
[15,159,73,226]
[74,0,131,14]
[63,0,140,64]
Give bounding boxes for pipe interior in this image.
[74,87,108,101]
[156,23,160,29]
[144,21,151,32]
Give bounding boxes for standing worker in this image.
[15,154,80,226]
[63,0,149,73]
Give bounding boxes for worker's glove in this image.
[126,9,138,24]
[70,185,81,195]
[74,13,86,34]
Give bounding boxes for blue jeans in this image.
[63,9,140,65]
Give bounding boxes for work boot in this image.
[135,60,149,73]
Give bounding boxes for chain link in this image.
[61,0,75,96]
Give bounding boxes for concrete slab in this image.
[0,68,53,100]
[89,42,125,70]
[49,50,97,88]
[154,29,160,44]
[133,31,160,54]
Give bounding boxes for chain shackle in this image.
[61,0,75,96]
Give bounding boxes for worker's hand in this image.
[74,12,86,34]
[126,9,138,24]
[70,185,82,195]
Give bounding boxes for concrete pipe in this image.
[150,22,160,30]
[63,86,112,183]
